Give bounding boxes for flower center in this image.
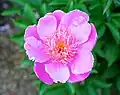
[45,28,79,64]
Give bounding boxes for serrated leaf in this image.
[65,83,75,95]
[104,43,119,66]
[103,0,112,14]
[24,4,37,24]
[106,23,120,44]
[92,79,112,88]
[116,76,120,91]
[1,9,20,16]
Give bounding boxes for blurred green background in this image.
[1,0,120,95]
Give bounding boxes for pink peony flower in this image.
[24,10,97,84]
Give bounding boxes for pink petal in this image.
[24,25,40,40]
[34,62,53,85]
[68,72,90,83]
[60,10,89,27]
[70,22,91,43]
[80,23,98,51]
[24,37,50,63]
[45,63,70,83]
[52,10,65,26]
[70,49,94,74]
[37,15,57,40]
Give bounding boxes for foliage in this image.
[2,0,120,95]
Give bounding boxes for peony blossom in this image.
[24,10,97,84]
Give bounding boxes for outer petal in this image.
[45,63,70,83]
[37,15,57,39]
[52,10,65,26]
[70,22,91,43]
[68,72,90,83]
[34,62,53,85]
[24,25,40,40]
[60,10,89,27]
[80,23,98,51]
[70,49,94,74]
[24,36,50,63]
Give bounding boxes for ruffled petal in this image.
[70,22,91,43]
[24,25,40,40]
[60,10,89,27]
[68,72,90,83]
[45,63,70,83]
[70,49,94,74]
[80,23,98,51]
[34,62,53,84]
[37,15,57,39]
[24,36,50,63]
[52,10,65,26]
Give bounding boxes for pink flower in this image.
[24,10,97,84]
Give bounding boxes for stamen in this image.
[44,28,79,64]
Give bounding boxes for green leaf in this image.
[39,84,49,95]
[113,0,120,7]
[65,83,75,95]
[40,84,68,95]
[21,55,33,68]
[104,43,119,66]
[102,88,110,95]
[98,25,106,39]
[92,79,112,88]
[26,0,41,6]
[34,80,42,86]
[116,76,120,91]
[75,85,87,95]
[94,41,105,58]
[91,69,98,74]
[102,64,119,79]
[24,4,37,24]
[103,0,112,14]
[112,19,120,28]
[111,13,120,17]
[11,32,24,47]
[67,0,74,11]
[40,3,47,17]
[12,20,27,30]
[87,84,98,95]
[44,87,67,95]
[106,23,120,44]
[1,9,20,16]
[9,0,26,7]
[49,0,68,6]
